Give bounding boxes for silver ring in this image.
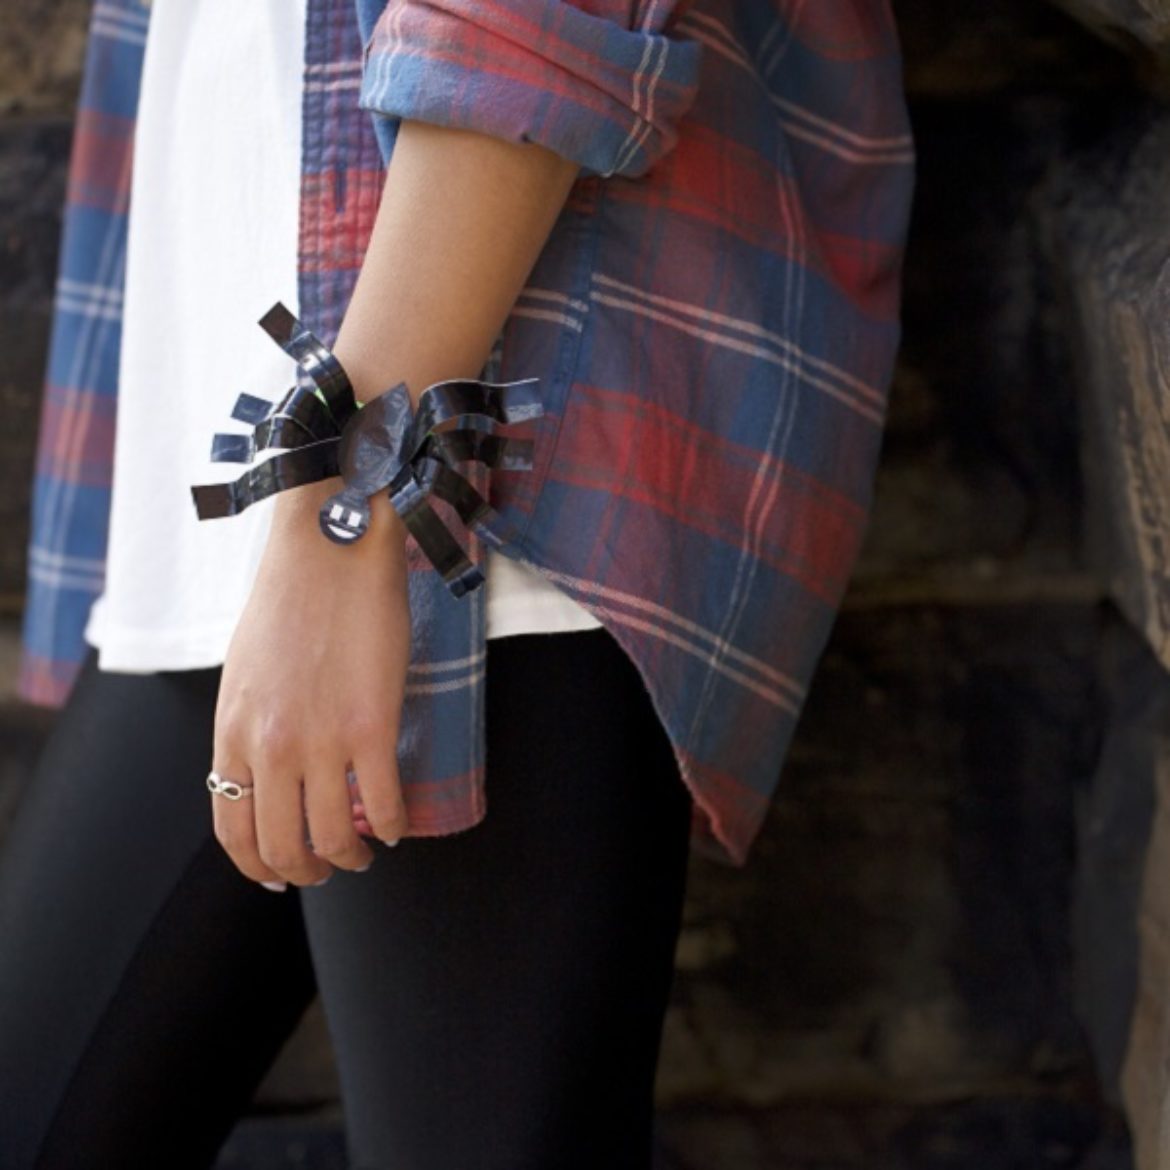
[206,770,254,800]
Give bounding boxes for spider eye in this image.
[320,500,368,543]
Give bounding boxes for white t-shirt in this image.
[83,0,601,671]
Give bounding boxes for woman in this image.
[1,0,915,1166]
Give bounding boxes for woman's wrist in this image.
[271,475,408,553]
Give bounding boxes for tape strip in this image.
[190,302,543,597]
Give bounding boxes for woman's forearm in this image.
[272,117,580,540]
[331,119,580,407]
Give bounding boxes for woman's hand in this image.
[210,477,412,889]
[202,119,582,890]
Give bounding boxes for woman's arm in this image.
[334,119,580,414]
[273,118,580,546]
[211,122,579,891]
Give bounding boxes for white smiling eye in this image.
[328,503,363,527]
[321,501,368,543]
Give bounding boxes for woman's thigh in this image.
[301,627,694,1170]
[0,648,317,1170]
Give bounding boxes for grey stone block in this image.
[1049,0,1170,63]
[1039,105,1170,669]
[894,0,1133,98]
[1072,612,1164,1106]
[654,1100,1122,1170]
[855,92,1118,603]
[662,603,1104,1105]
[0,1,91,118]
[210,1100,1128,1169]
[0,118,71,606]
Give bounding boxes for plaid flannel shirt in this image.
[19,0,915,866]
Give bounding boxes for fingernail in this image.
[260,880,287,893]
[380,837,401,848]
[311,873,332,886]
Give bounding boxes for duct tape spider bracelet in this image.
[189,303,543,597]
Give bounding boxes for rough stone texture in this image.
[1071,615,1163,1107]
[0,118,72,610]
[1023,81,1170,1170]
[212,1100,1134,1170]
[1048,0,1170,66]
[1101,597,1170,1170]
[0,1,91,118]
[855,96,1089,602]
[1040,106,1170,671]
[654,1101,1130,1170]
[662,603,1104,1106]
[1121,727,1170,1170]
[895,0,1133,97]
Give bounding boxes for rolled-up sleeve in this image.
[359,0,703,179]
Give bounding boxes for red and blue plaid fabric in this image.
[19,0,146,707]
[20,0,914,866]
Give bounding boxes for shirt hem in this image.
[485,593,603,639]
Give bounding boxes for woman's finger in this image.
[351,737,409,846]
[253,761,333,887]
[346,767,374,837]
[208,756,285,888]
[303,754,375,872]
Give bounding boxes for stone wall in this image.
[2,2,1167,1167]
[0,3,89,607]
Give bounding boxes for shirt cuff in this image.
[359,0,703,179]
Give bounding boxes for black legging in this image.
[0,626,693,1170]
